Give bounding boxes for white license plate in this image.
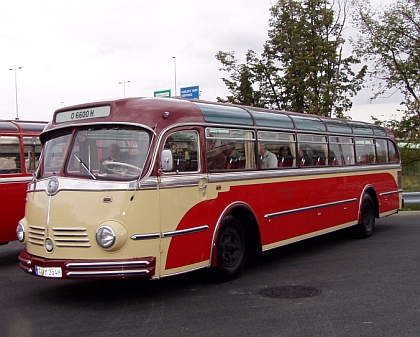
[35,266,62,278]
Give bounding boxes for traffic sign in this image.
[180,86,199,99]
[154,89,171,98]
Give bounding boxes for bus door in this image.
[158,129,210,277]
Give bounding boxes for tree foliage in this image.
[353,0,420,162]
[216,0,366,118]
[352,0,420,116]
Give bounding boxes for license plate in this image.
[35,266,62,278]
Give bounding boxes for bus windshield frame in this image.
[39,126,151,181]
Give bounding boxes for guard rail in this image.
[402,192,420,205]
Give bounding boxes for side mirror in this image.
[161,149,173,172]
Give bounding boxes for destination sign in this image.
[55,106,111,123]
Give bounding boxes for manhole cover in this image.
[259,285,322,299]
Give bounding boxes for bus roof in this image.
[0,120,47,133]
[44,97,391,139]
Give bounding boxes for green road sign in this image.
[154,89,171,98]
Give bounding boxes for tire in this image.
[213,215,247,281]
[357,194,375,238]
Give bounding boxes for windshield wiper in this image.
[74,154,97,180]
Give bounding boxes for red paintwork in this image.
[0,176,31,243]
[1,120,46,244]
[165,172,399,269]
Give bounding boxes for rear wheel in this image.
[357,194,375,238]
[214,215,247,281]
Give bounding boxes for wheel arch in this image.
[358,185,379,224]
[210,202,261,267]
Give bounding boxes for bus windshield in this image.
[39,127,151,180]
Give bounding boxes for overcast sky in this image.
[1,0,404,123]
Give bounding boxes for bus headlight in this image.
[96,226,116,248]
[16,222,25,242]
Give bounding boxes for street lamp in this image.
[172,56,177,97]
[9,66,22,120]
[119,80,130,97]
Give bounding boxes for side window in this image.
[375,139,388,163]
[163,130,199,173]
[206,128,256,171]
[23,136,42,172]
[258,131,295,169]
[355,138,375,164]
[329,136,354,166]
[0,136,21,174]
[388,140,398,163]
[297,134,327,167]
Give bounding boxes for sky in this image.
[1,0,404,123]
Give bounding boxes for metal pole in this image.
[172,57,177,96]
[119,81,130,98]
[9,67,22,120]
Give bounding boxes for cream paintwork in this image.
[24,189,161,261]
[158,176,209,277]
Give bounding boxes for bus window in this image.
[40,134,72,177]
[0,136,21,174]
[163,130,199,173]
[206,128,255,170]
[388,140,398,163]
[376,139,388,163]
[329,136,354,166]
[297,134,327,167]
[258,131,295,168]
[23,136,42,172]
[356,138,375,164]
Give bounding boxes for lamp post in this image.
[9,67,22,120]
[119,80,130,97]
[172,56,177,97]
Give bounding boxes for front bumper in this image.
[18,250,156,279]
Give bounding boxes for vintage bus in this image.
[0,120,46,244]
[17,98,402,280]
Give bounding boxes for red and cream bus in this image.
[17,98,402,280]
[0,120,45,244]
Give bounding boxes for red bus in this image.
[0,120,46,244]
[17,98,402,280]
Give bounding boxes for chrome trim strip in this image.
[66,269,150,277]
[265,198,358,219]
[52,227,87,231]
[130,233,160,240]
[205,164,402,184]
[27,176,158,193]
[56,243,91,247]
[0,176,32,183]
[380,189,403,197]
[66,261,150,269]
[162,225,209,238]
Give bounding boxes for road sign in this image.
[180,85,199,99]
[154,89,171,98]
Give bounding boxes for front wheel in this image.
[357,194,375,238]
[213,215,247,281]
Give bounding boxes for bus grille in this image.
[52,227,91,248]
[28,226,46,246]
[27,226,91,248]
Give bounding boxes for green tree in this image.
[216,0,366,118]
[353,0,420,167]
[215,50,265,107]
[352,0,420,130]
